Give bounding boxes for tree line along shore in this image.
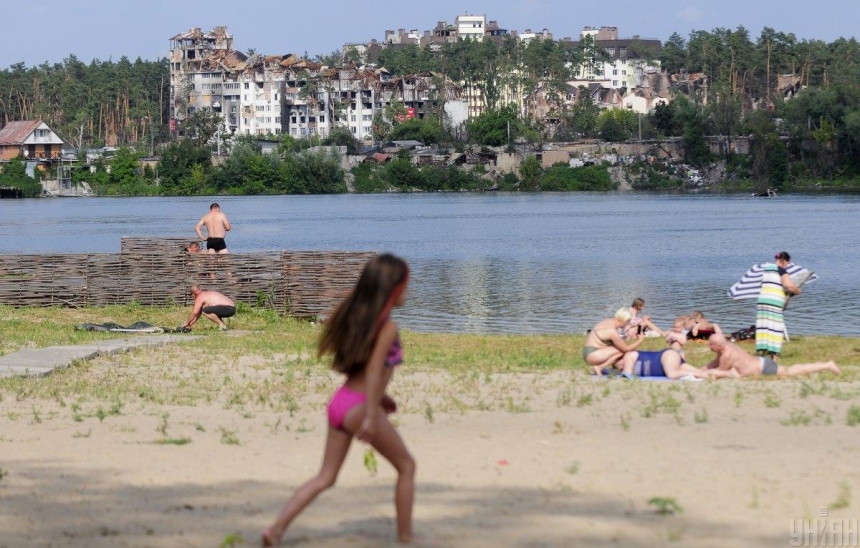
[4,26,860,196]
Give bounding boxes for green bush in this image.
[538,164,613,191]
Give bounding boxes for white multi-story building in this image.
[456,13,485,41]
[569,27,662,90]
[169,27,241,128]
[170,28,458,142]
[518,28,553,44]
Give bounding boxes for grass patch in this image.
[648,496,683,516]
[363,448,378,476]
[847,405,860,427]
[831,481,851,510]
[154,437,193,446]
[219,428,240,445]
[763,392,781,408]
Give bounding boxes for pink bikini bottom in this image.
[327,385,366,430]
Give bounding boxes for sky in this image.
[1,0,858,68]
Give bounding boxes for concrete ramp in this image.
[0,335,201,378]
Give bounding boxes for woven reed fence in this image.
[0,237,375,317]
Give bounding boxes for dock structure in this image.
[0,237,375,318]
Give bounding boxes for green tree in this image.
[649,101,683,138]
[380,155,425,190]
[466,104,519,146]
[748,111,789,189]
[519,156,542,191]
[183,108,222,148]
[109,147,141,187]
[282,149,346,194]
[387,117,445,145]
[158,140,212,195]
[0,156,42,197]
[659,33,688,74]
[323,126,361,153]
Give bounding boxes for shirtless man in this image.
[195,203,231,254]
[703,333,840,379]
[182,285,236,331]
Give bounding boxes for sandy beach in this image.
[1,338,858,548]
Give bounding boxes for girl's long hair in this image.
[319,253,409,376]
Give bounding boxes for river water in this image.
[1,193,857,336]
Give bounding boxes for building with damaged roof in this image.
[169,27,462,142]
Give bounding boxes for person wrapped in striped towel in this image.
[755,251,802,358]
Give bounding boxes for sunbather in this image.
[583,308,645,375]
[702,333,840,378]
[624,297,664,338]
[686,310,721,340]
[620,348,709,379]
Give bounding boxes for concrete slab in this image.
[0,335,202,378]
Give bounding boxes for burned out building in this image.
[169,27,460,142]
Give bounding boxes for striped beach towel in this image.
[727,263,818,300]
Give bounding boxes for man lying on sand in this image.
[702,333,840,379]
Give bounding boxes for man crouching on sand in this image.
[182,285,236,331]
[703,333,840,379]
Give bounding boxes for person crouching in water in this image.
[262,254,416,546]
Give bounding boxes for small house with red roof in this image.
[0,120,65,161]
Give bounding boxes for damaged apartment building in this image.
[169,27,462,141]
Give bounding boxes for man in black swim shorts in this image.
[182,285,236,331]
[195,203,232,254]
[206,237,227,252]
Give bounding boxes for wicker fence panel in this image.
[282,251,376,318]
[121,237,196,255]
[85,254,129,307]
[0,240,373,316]
[0,254,88,307]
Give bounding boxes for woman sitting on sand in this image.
[623,297,664,339]
[583,308,645,375]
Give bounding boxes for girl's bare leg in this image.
[345,412,415,543]
[262,426,353,546]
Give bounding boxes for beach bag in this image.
[730,325,756,342]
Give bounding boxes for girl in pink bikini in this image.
[262,254,414,546]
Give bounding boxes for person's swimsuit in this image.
[582,330,614,361]
[759,356,779,375]
[688,327,715,340]
[386,332,403,367]
[327,332,402,430]
[202,304,235,318]
[206,237,227,251]
[632,349,685,377]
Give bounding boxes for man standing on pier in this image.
[195,203,231,254]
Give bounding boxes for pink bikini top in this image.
[385,332,403,367]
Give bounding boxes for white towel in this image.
[727,262,817,300]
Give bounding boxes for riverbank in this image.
[1,306,859,546]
